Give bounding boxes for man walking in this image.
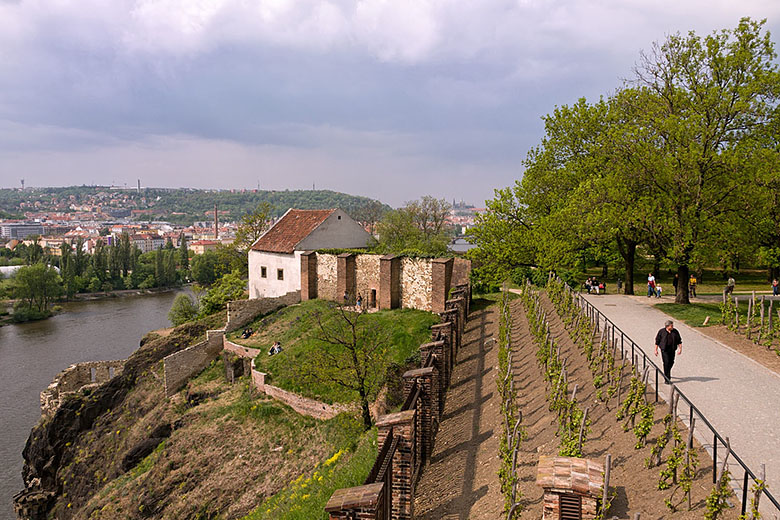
[655,320,683,383]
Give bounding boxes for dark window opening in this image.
[370,289,377,308]
[277,269,284,280]
[261,266,267,278]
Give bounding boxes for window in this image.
[261,266,267,278]
[277,269,284,280]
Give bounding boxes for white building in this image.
[248,209,372,299]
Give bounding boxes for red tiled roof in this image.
[250,209,335,254]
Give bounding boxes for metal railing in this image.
[572,287,780,515]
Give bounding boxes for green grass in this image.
[583,266,776,296]
[655,300,752,328]
[229,300,438,404]
[239,428,378,520]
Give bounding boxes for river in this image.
[0,290,186,520]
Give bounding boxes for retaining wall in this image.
[163,330,224,397]
[251,369,355,420]
[225,291,301,332]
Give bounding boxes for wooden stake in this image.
[577,406,589,450]
[759,296,766,343]
[748,297,753,339]
[602,453,612,513]
[717,437,732,483]
[753,463,766,519]
[571,384,579,402]
[686,417,696,510]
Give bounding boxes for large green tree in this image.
[628,18,780,303]
[376,196,452,255]
[11,263,63,313]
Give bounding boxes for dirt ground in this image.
[414,304,505,519]
[683,323,780,375]
[509,294,741,519]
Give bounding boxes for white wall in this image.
[248,250,302,299]
[297,209,372,250]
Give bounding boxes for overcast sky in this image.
[1,1,779,206]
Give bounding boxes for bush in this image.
[11,306,51,323]
[168,294,199,326]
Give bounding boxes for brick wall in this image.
[226,291,301,332]
[250,368,356,420]
[40,360,125,417]
[163,330,224,397]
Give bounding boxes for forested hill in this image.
[0,187,390,224]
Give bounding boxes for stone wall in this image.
[355,254,381,308]
[250,369,355,420]
[400,257,433,311]
[318,253,339,301]
[226,291,301,332]
[163,330,224,397]
[40,360,125,417]
[223,338,263,359]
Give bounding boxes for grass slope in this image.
[229,300,438,404]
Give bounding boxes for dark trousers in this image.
[661,348,676,381]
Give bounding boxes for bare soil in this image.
[686,324,780,375]
[509,294,740,519]
[414,294,741,519]
[414,304,505,519]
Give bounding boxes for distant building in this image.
[189,239,219,255]
[131,234,165,253]
[248,209,372,299]
[0,223,44,240]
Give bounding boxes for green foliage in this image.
[199,271,246,315]
[234,202,273,251]
[10,263,63,313]
[375,196,453,256]
[168,294,199,326]
[241,428,377,520]
[705,468,734,520]
[243,300,436,407]
[190,250,219,285]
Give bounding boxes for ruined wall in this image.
[251,369,355,420]
[226,291,301,332]
[355,254,381,308]
[317,254,338,301]
[400,257,433,311]
[40,360,125,417]
[163,330,224,397]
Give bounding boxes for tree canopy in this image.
[468,18,780,303]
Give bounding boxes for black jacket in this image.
[655,328,682,350]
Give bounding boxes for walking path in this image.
[585,294,780,512]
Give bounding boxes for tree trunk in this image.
[675,265,690,304]
[617,237,637,295]
[359,390,373,430]
[601,262,608,278]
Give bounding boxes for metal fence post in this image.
[742,470,749,515]
[713,435,718,484]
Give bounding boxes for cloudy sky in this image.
[0,1,779,206]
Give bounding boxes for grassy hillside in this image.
[229,299,439,404]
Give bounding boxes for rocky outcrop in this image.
[15,318,221,520]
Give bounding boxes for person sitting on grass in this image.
[268,341,282,356]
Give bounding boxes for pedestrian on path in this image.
[724,276,735,296]
[655,320,683,383]
[647,273,656,298]
[673,274,679,295]
[688,274,697,298]
[773,278,779,296]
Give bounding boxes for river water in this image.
[0,291,185,520]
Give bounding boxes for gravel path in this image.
[585,294,780,514]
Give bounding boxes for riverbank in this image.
[0,289,188,519]
[0,285,188,327]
